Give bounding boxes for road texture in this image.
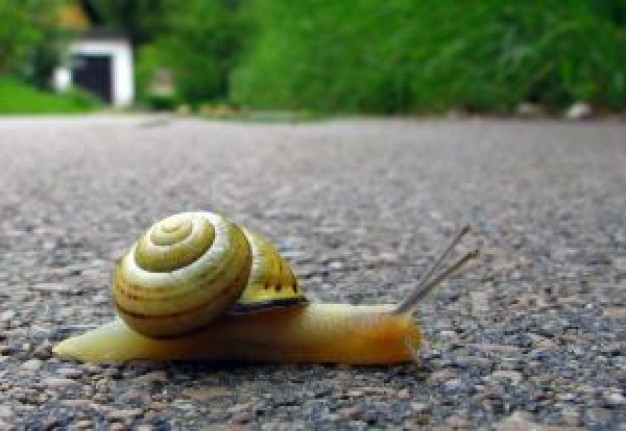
[0,115,625,430]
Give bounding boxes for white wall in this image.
[58,38,134,107]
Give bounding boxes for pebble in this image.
[516,102,545,118]
[134,370,168,384]
[182,386,229,401]
[565,102,593,120]
[56,367,83,379]
[494,411,584,431]
[410,402,430,414]
[30,282,68,293]
[20,359,43,372]
[603,307,626,319]
[489,370,523,384]
[0,310,15,323]
[106,408,144,420]
[602,391,625,407]
[336,405,363,420]
[43,377,80,388]
[0,405,13,418]
[74,419,94,429]
[108,422,126,431]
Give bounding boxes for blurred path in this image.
[0,115,625,429]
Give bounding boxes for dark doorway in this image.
[72,54,112,103]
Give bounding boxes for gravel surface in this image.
[0,115,625,430]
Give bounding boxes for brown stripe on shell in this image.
[114,254,252,327]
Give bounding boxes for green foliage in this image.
[0,0,67,88]
[232,0,626,113]
[89,0,176,47]
[131,1,249,106]
[0,76,101,114]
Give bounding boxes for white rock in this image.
[21,359,43,371]
[0,310,15,322]
[516,103,544,118]
[0,405,13,419]
[565,102,593,120]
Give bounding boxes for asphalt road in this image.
[0,115,625,430]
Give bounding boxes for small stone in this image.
[31,282,68,293]
[0,310,15,322]
[443,378,464,392]
[559,407,582,427]
[603,307,626,320]
[494,411,539,431]
[453,356,492,370]
[227,402,253,415]
[56,367,83,378]
[397,388,410,399]
[445,415,468,428]
[43,377,80,388]
[134,370,168,384]
[516,102,544,118]
[439,330,457,340]
[106,408,144,420]
[74,420,93,429]
[489,370,523,384]
[337,405,363,420]
[149,401,168,410]
[613,257,626,273]
[61,399,92,408]
[21,358,43,371]
[328,260,344,270]
[585,408,613,426]
[410,402,430,414]
[182,386,228,401]
[0,406,13,419]
[32,341,53,359]
[430,370,458,382]
[108,422,126,431]
[93,293,109,305]
[602,391,625,407]
[565,102,593,120]
[231,411,254,424]
[495,411,585,431]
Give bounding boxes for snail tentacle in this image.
[394,225,478,315]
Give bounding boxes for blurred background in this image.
[0,0,624,117]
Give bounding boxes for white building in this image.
[54,31,134,108]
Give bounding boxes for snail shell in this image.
[112,212,306,337]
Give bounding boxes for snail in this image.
[53,211,477,364]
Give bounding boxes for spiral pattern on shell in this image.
[112,212,304,338]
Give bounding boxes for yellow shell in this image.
[112,212,307,337]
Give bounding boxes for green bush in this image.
[0,0,67,88]
[232,0,626,113]
[135,0,249,107]
[0,76,101,114]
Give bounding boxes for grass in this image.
[231,0,626,114]
[0,77,101,114]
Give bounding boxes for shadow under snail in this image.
[53,211,478,364]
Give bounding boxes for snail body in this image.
[53,304,418,364]
[53,212,476,365]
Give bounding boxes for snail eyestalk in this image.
[394,225,477,314]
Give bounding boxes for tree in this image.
[0,0,65,86]
[88,0,175,47]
